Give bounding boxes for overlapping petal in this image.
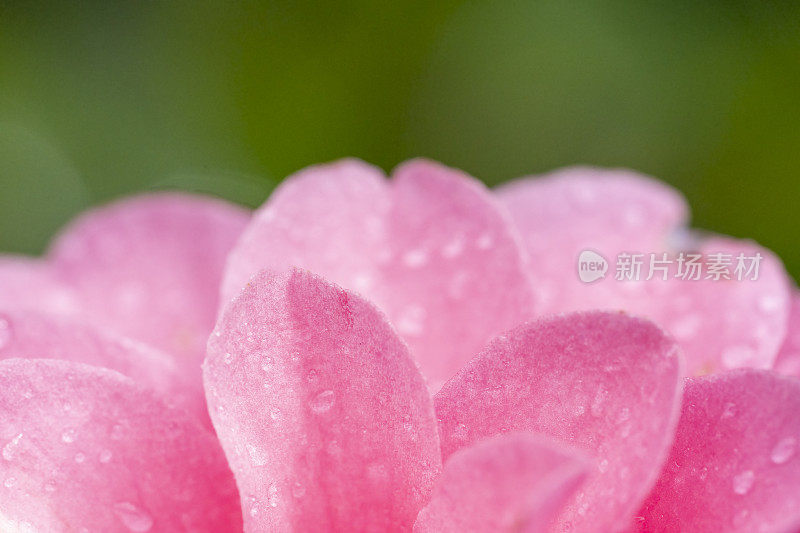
[434,312,684,532]
[497,167,792,375]
[414,432,589,533]
[0,308,210,422]
[223,158,536,390]
[46,192,249,378]
[637,369,800,532]
[205,268,441,531]
[0,255,78,315]
[775,293,800,378]
[0,358,241,532]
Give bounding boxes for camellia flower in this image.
[0,159,798,532]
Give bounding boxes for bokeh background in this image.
[1,1,798,280]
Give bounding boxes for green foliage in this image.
[1,1,798,280]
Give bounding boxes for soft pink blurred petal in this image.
[498,168,791,375]
[414,432,589,533]
[0,308,209,422]
[434,312,684,532]
[47,192,249,380]
[205,268,441,531]
[0,359,241,532]
[221,158,390,303]
[0,255,78,315]
[223,158,536,389]
[775,293,800,378]
[636,369,800,532]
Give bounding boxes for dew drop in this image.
[452,423,468,441]
[442,236,465,258]
[292,481,306,498]
[309,390,335,414]
[223,352,233,365]
[0,314,13,349]
[74,452,86,463]
[113,502,154,532]
[771,437,796,465]
[732,470,755,495]
[111,424,125,440]
[246,444,268,467]
[590,388,608,417]
[306,370,318,385]
[721,402,737,420]
[476,233,494,250]
[2,433,23,461]
[396,305,426,336]
[268,482,280,507]
[597,459,610,473]
[722,346,756,369]
[61,429,77,443]
[99,449,113,464]
[3,477,15,488]
[261,357,273,372]
[403,249,429,268]
[269,407,282,421]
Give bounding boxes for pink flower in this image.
[0,159,798,532]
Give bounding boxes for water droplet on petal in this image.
[309,390,335,414]
[598,459,610,473]
[4,477,15,488]
[452,423,468,441]
[721,402,737,419]
[292,481,306,498]
[395,305,426,336]
[268,482,279,507]
[476,233,494,250]
[2,433,23,461]
[99,449,113,463]
[261,357,273,372]
[403,249,428,268]
[771,437,796,464]
[306,370,318,385]
[732,470,755,495]
[246,444,268,467]
[113,502,153,532]
[722,346,756,369]
[74,452,86,463]
[269,407,282,421]
[111,424,125,440]
[0,314,14,349]
[61,429,76,443]
[223,352,233,365]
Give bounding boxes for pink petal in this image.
[0,358,241,532]
[775,293,800,378]
[379,159,536,390]
[644,237,791,375]
[636,369,800,532]
[205,268,441,531]
[434,312,684,532]
[223,158,536,389]
[0,308,208,423]
[0,255,78,315]
[496,166,689,314]
[414,432,590,533]
[498,169,791,376]
[47,192,249,375]
[220,158,391,303]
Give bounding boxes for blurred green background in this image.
[1,1,798,281]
